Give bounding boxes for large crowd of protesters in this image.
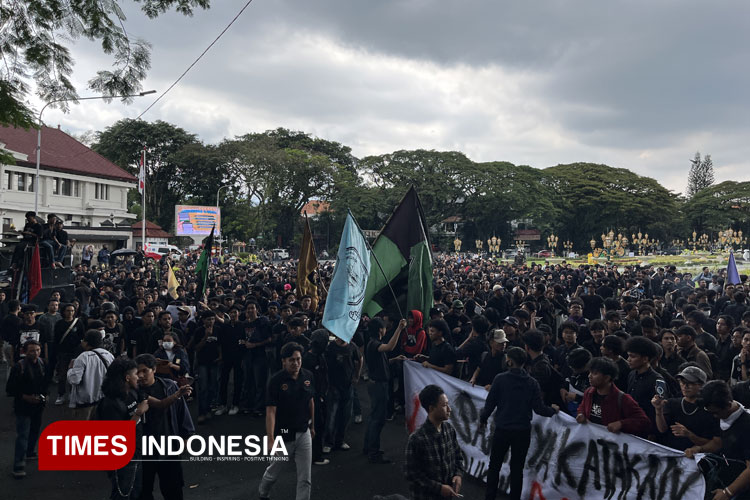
[3,229,750,500]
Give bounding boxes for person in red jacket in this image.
[401,310,427,358]
[576,357,651,437]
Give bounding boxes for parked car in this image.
[535,250,553,258]
[271,248,290,260]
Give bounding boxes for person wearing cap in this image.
[444,300,471,346]
[651,365,720,456]
[469,328,508,390]
[625,336,666,431]
[17,305,49,363]
[676,325,713,378]
[500,316,522,348]
[487,284,511,319]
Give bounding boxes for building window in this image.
[17,172,25,191]
[2,217,11,228]
[52,177,79,197]
[94,183,110,200]
[27,174,34,192]
[3,171,10,190]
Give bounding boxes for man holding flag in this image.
[194,226,215,300]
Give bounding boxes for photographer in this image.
[6,340,47,479]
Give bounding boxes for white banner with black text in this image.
[403,360,705,500]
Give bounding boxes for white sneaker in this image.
[322,446,331,454]
[354,415,363,424]
[313,459,330,465]
[228,406,239,416]
[213,405,227,416]
[340,443,351,450]
[55,396,65,406]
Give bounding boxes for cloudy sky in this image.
[36,0,750,194]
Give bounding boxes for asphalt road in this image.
[0,371,490,500]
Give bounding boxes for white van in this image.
[145,244,183,261]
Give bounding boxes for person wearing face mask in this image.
[67,329,115,420]
[153,333,191,384]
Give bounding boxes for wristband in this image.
[725,487,733,497]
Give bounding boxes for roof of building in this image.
[131,220,172,238]
[0,124,137,183]
[301,200,331,216]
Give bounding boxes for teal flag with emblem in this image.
[322,211,371,342]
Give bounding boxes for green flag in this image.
[195,225,215,299]
[363,187,433,319]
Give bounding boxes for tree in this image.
[540,163,680,252]
[686,151,715,198]
[222,129,346,247]
[683,181,750,234]
[0,0,209,129]
[92,119,199,230]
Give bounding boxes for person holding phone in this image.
[651,366,720,457]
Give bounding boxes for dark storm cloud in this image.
[38,0,750,192]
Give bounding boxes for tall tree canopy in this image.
[0,0,209,129]
[93,119,199,231]
[686,151,715,198]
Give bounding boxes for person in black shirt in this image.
[53,220,69,264]
[697,381,750,499]
[416,318,456,376]
[215,306,244,416]
[470,329,508,389]
[189,311,221,424]
[7,340,47,479]
[259,342,315,500]
[660,329,686,378]
[324,336,361,452]
[601,335,631,391]
[12,211,42,270]
[625,336,665,433]
[456,315,491,380]
[303,330,330,465]
[96,358,149,500]
[135,354,192,500]
[241,300,272,416]
[363,317,405,464]
[651,366,719,455]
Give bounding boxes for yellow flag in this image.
[167,263,180,300]
[297,216,319,311]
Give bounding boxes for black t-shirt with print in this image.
[589,392,606,424]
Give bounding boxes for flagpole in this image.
[141,147,146,251]
[349,210,405,319]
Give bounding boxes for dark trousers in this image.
[311,396,326,461]
[485,428,531,500]
[325,385,352,448]
[108,460,142,500]
[241,353,267,411]
[218,357,243,407]
[14,411,43,470]
[140,459,183,500]
[363,381,388,458]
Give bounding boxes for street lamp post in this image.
[34,91,156,213]
[215,185,229,257]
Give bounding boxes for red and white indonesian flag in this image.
[138,148,146,194]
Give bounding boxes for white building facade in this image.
[0,125,138,254]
